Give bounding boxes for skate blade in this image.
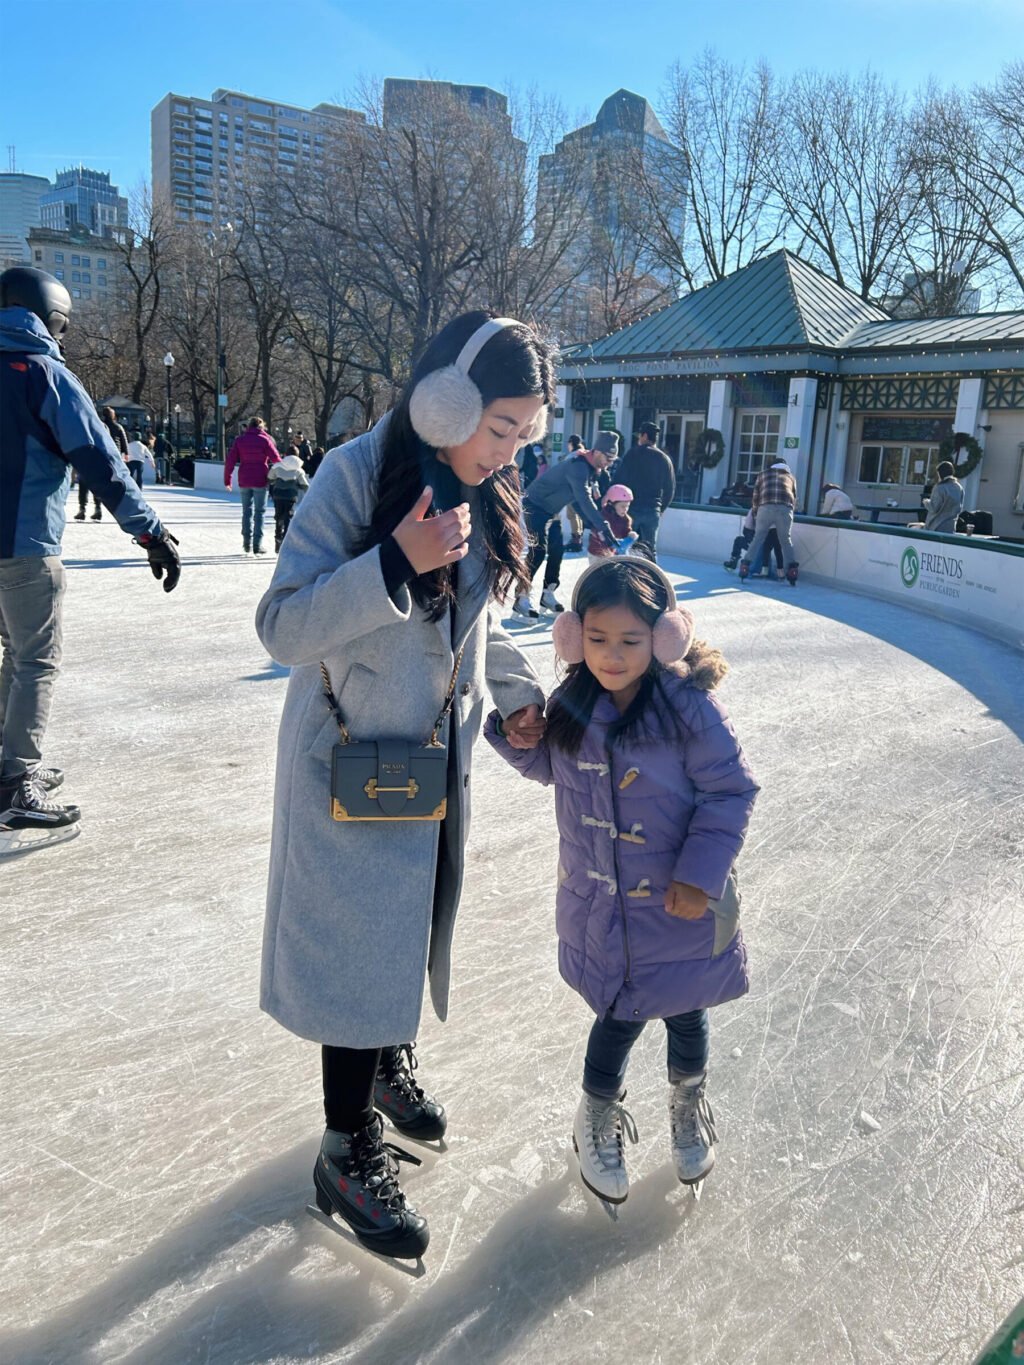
[305,1203,426,1279]
[0,823,81,859]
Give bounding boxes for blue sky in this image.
[2,0,1022,192]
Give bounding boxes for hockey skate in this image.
[572,1091,638,1211]
[374,1043,447,1142]
[310,1113,429,1270]
[0,774,81,859]
[786,562,799,587]
[669,1074,717,1195]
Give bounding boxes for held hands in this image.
[393,486,471,576]
[664,881,708,920]
[504,704,546,749]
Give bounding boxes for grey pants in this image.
[743,504,796,570]
[0,556,66,781]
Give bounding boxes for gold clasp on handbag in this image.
[364,777,420,800]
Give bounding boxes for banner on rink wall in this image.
[659,507,1024,649]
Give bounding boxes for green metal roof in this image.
[564,250,888,361]
[843,312,1024,349]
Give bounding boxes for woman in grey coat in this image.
[256,312,554,1260]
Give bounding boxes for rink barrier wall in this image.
[659,504,1024,651]
[193,458,226,492]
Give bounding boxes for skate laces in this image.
[671,1080,717,1150]
[16,775,63,813]
[588,1098,638,1169]
[382,1043,427,1104]
[351,1117,421,1212]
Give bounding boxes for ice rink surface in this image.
[1,485,1022,1365]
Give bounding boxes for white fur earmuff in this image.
[408,317,519,449]
[551,561,695,666]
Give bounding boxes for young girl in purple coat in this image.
[486,559,758,1203]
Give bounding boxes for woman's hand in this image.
[393,486,471,575]
[504,704,546,749]
[664,881,708,919]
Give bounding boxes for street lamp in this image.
[163,352,175,483]
[210,222,233,464]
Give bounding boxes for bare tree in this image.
[766,70,915,301]
[637,51,784,290]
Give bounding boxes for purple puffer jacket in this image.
[485,671,759,1022]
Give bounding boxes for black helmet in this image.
[0,266,72,338]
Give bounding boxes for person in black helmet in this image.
[0,266,181,835]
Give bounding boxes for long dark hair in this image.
[358,310,557,619]
[546,559,727,757]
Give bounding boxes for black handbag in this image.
[320,645,465,822]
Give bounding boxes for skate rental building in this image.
[553,249,1024,645]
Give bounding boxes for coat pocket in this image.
[306,662,377,762]
[709,871,742,957]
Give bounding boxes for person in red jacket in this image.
[225,417,281,555]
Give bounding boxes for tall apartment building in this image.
[0,172,52,268]
[40,167,128,238]
[151,89,366,223]
[382,78,515,135]
[537,89,686,298]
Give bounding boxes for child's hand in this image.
[504,704,545,749]
[664,881,708,919]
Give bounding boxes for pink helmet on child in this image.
[602,483,633,506]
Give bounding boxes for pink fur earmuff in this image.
[551,562,695,665]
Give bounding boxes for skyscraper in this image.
[0,172,52,267]
[40,168,128,238]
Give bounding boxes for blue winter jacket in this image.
[0,308,163,558]
[486,670,759,1022]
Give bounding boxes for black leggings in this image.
[322,1045,381,1133]
[524,501,564,589]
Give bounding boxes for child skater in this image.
[485,559,758,1203]
[588,484,638,564]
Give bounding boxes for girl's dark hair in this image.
[546,559,727,757]
[358,310,557,618]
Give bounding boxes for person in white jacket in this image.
[267,452,309,551]
[125,432,157,488]
[820,483,855,519]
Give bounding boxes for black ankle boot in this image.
[374,1043,447,1140]
[314,1113,429,1259]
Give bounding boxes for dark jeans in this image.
[583,1008,709,1099]
[524,500,564,589]
[322,1044,406,1133]
[632,509,662,560]
[77,481,100,514]
[273,498,297,548]
[127,461,144,488]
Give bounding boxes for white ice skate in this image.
[512,593,539,619]
[668,1074,717,1189]
[572,1092,638,1205]
[539,587,564,613]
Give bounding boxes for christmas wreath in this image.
[692,428,726,468]
[938,431,984,478]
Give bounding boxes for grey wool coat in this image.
[255,416,544,1047]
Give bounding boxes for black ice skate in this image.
[0,774,80,831]
[786,562,799,587]
[311,1113,429,1262]
[374,1043,447,1141]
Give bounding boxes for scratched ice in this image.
[1,485,1022,1364]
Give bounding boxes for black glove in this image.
[136,530,181,593]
